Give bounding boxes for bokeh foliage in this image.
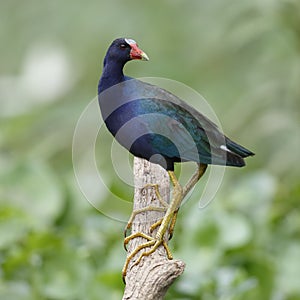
[1,0,300,299]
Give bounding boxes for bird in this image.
[98,38,254,281]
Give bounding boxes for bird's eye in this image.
[120,44,127,49]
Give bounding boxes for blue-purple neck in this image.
[98,59,126,95]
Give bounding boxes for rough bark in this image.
[122,157,185,300]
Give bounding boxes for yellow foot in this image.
[122,164,208,283]
[124,205,166,244]
[124,183,169,247]
[148,209,178,240]
[122,232,173,281]
[168,208,179,240]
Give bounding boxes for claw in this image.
[168,208,179,240]
[122,164,207,283]
[122,232,172,281]
[124,205,166,233]
[123,185,168,251]
[149,218,162,233]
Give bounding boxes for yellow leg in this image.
[124,183,169,240]
[122,163,207,282]
[182,163,207,198]
[148,208,177,240]
[149,207,179,240]
[122,173,182,281]
[151,170,182,242]
[122,232,173,279]
[168,163,207,238]
[168,208,179,240]
[149,218,162,233]
[124,206,167,249]
[150,163,207,240]
[122,233,155,279]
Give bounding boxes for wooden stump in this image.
[122,157,185,300]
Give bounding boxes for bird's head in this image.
[104,38,149,66]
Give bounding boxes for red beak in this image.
[129,44,149,61]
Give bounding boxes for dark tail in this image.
[226,138,255,158]
[225,151,246,167]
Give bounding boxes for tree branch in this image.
[122,157,185,300]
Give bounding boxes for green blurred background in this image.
[1,0,300,299]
